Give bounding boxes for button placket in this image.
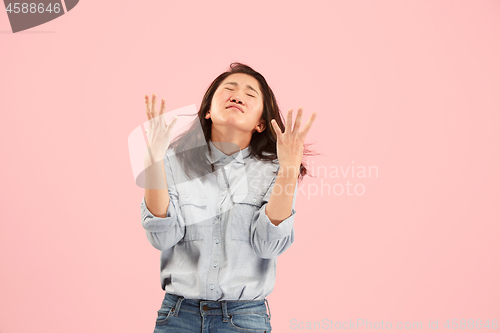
[207,173,223,298]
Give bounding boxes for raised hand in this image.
[270,107,317,177]
[144,93,178,166]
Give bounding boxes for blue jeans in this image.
[153,292,272,332]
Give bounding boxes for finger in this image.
[156,99,167,131]
[167,115,178,127]
[145,95,152,120]
[285,109,293,135]
[271,119,283,143]
[298,112,318,142]
[165,116,178,138]
[159,98,166,116]
[292,107,304,135]
[157,98,168,131]
[151,93,157,118]
[145,95,155,136]
[151,93,162,133]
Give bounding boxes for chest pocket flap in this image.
[232,192,263,207]
[178,194,209,238]
[178,194,208,207]
[231,192,264,241]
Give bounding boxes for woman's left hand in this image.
[271,107,317,178]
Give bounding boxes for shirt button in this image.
[215,238,219,244]
[213,263,218,268]
[252,198,256,202]
[210,284,214,290]
[221,191,225,195]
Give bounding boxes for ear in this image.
[205,109,211,119]
[254,118,266,133]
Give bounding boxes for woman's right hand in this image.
[144,93,178,166]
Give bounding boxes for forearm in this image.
[144,159,170,218]
[265,166,299,226]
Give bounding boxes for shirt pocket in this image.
[230,192,263,242]
[178,193,208,241]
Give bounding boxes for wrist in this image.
[278,164,300,179]
[144,147,165,168]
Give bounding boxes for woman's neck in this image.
[210,126,251,155]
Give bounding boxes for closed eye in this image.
[225,87,255,98]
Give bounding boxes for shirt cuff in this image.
[140,196,179,232]
[255,204,296,242]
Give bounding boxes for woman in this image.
[141,62,317,332]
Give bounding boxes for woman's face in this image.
[206,73,265,134]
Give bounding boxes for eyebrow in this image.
[223,82,260,96]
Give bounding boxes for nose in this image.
[230,96,243,104]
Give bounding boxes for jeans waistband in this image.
[163,292,271,321]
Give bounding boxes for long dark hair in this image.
[169,62,317,183]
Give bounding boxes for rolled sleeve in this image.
[255,205,296,242]
[250,177,298,259]
[140,196,179,232]
[140,154,185,251]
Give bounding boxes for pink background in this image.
[1,1,499,332]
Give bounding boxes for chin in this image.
[213,119,250,132]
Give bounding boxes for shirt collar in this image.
[206,140,251,164]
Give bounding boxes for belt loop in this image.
[264,299,271,320]
[222,301,229,323]
[173,296,184,317]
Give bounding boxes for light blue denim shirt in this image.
[140,140,297,301]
